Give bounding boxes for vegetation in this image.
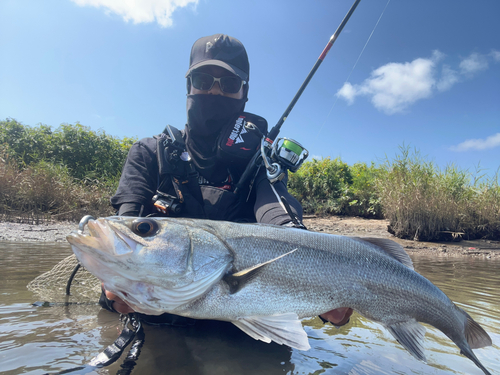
[0,118,135,222]
[375,147,500,241]
[287,158,382,218]
[1,119,499,241]
[288,147,499,241]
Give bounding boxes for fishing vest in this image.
[153,112,268,221]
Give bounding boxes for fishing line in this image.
[235,0,362,194]
[315,0,391,141]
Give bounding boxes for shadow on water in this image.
[0,240,499,375]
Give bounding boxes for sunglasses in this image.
[188,72,246,94]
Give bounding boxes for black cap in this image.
[186,34,249,81]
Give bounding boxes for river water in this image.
[0,241,498,375]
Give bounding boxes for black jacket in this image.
[110,128,302,225]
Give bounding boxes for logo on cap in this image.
[205,41,213,53]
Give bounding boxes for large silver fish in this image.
[67,216,493,374]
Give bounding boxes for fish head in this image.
[67,216,233,314]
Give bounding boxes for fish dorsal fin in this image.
[224,248,298,294]
[351,237,414,270]
[232,313,310,351]
[386,319,426,362]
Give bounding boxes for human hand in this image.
[102,284,135,314]
[320,307,353,327]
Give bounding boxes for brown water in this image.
[0,241,499,375]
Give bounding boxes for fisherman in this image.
[101,34,353,328]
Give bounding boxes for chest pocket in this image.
[217,112,268,165]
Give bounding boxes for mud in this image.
[0,221,76,243]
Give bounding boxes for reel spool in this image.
[271,138,309,173]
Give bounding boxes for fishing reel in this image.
[261,137,309,184]
[272,138,309,172]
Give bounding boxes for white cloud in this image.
[459,52,489,75]
[336,82,356,105]
[337,50,498,115]
[450,133,500,152]
[71,0,198,27]
[491,49,500,62]
[436,64,459,92]
[337,51,442,114]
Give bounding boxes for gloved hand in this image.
[320,307,354,327]
[100,284,135,314]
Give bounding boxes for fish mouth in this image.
[67,217,143,257]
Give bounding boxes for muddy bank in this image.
[0,221,77,243]
[1,216,499,258]
[303,215,500,259]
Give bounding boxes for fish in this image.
[67,216,493,375]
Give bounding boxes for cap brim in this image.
[185,60,248,81]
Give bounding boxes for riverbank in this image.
[303,215,500,258]
[1,216,499,258]
[0,221,77,243]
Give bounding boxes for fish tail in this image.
[453,305,492,375]
[455,305,492,349]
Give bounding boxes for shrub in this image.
[0,119,132,223]
[0,118,135,181]
[347,162,383,218]
[288,158,352,215]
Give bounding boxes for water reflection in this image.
[0,241,499,375]
[119,321,294,375]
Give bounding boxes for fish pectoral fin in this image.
[223,268,262,294]
[232,313,310,351]
[223,248,298,294]
[386,319,427,362]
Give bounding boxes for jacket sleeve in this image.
[253,168,303,225]
[110,137,159,215]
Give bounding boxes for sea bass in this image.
[67,216,493,374]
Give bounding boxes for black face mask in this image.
[185,94,246,180]
[186,94,246,138]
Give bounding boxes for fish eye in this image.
[131,218,159,237]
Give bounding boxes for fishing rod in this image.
[234,0,362,194]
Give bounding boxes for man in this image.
[102,34,353,327]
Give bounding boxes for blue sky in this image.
[1,0,499,179]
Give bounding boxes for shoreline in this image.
[0,221,78,243]
[1,216,499,258]
[303,216,500,259]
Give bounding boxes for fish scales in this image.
[67,216,493,375]
[188,229,439,322]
